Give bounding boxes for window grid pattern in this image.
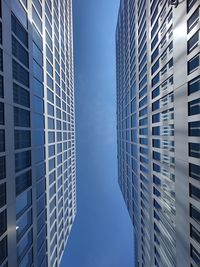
[187,1,200,266]
[1,0,76,266]
[150,1,176,266]
[116,0,140,249]
[43,1,76,266]
[11,11,34,267]
[138,0,151,265]
[0,3,7,266]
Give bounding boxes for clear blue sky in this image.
[60,0,134,266]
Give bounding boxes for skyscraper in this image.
[0,0,76,266]
[116,0,200,266]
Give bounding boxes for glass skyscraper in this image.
[0,0,76,266]
[116,0,200,266]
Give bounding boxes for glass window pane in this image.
[0,210,7,236]
[0,183,6,208]
[11,14,28,47]
[0,237,7,265]
[14,107,30,127]
[33,42,43,66]
[15,150,31,173]
[13,83,30,108]
[17,229,32,263]
[0,102,4,125]
[15,130,31,150]
[189,98,200,115]
[188,76,200,95]
[16,170,32,196]
[13,60,29,87]
[188,54,200,74]
[0,129,5,152]
[0,156,6,180]
[16,189,32,218]
[33,78,43,98]
[32,6,42,32]
[33,96,44,114]
[12,36,29,67]
[0,75,4,98]
[16,209,32,241]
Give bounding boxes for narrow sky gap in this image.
[60,0,134,266]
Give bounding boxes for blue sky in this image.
[60,0,134,266]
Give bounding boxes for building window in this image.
[0,183,6,208]
[33,26,43,54]
[188,30,199,54]
[0,236,7,265]
[15,130,31,150]
[190,204,200,225]
[152,73,159,87]
[48,132,55,143]
[16,170,32,196]
[152,139,160,148]
[152,126,160,135]
[48,118,54,129]
[151,60,159,74]
[33,96,43,114]
[11,14,28,48]
[153,151,160,161]
[16,209,32,241]
[190,183,200,201]
[0,124,4,149]
[33,42,43,66]
[189,121,200,136]
[37,193,45,215]
[153,163,161,173]
[17,229,33,263]
[189,76,200,95]
[189,143,200,158]
[153,175,161,186]
[188,98,200,116]
[13,60,29,87]
[13,83,30,108]
[151,34,158,50]
[0,75,3,98]
[0,102,4,125]
[191,244,200,266]
[152,86,160,99]
[151,47,159,63]
[187,0,198,12]
[12,36,29,67]
[32,6,42,33]
[14,107,30,127]
[0,156,6,180]
[188,7,200,32]
[189,163,200,181]
[33,0,42,18]
[188,54,200,74]
[152,100,160,111]
[190,224,200,246]
[33,60,43,82]
[152,113,160,123]
[0,210,6,237]
[16,189,32,218]
[33,77,43,98]
[15,150,31,173]
[0,49,3,71]
[21,0,27,8]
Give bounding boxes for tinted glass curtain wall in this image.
[116,0,200,266]
[0,0,76,267]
